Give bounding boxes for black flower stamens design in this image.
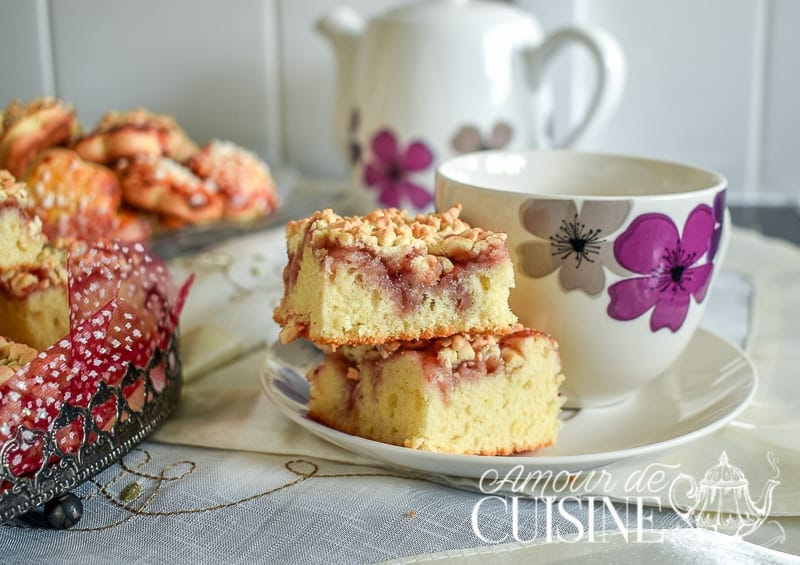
[550,214,605,268]
[651,248,698,294]
[517,199,631,296]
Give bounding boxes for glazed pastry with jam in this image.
[187,140,279,222]
[72,107,198,164]
[115,154,225,227]
[25,148,149,243]
[0,97,79,178]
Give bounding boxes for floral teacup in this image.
[435,150,729,407]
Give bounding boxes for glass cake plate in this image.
[260,328,757,477]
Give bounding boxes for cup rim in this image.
[435,149,727,201]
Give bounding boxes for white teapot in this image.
[317,0,626,213]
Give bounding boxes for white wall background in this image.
[1,0,798,202]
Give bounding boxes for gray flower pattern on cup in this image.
[517,199,632,295]
[451,122,513,153]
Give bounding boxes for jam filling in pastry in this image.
[187,140,279,222]
[0,97,79,178]
[115,154,224,226]
[72,107,197,164]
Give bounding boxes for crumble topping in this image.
[0,170,34,209]
[0,336,37,371]
[0,171,45,240]
[339,325,541,371]
[0,337,38,385]
[0,246,68,297]
[285,205,506,260]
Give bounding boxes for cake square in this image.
[273,206,518,347]
[0,246,69,351]
[0,171,45,269]
[307,327,564,455]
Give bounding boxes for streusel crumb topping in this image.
[0,170,34,208]
[0,336,38,384]
[0,171,44,239]
[0,246,68,297]
[286,205,506,259]
[339,325,546,369]
[0,336,38,370]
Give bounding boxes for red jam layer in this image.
[302,239,509,315]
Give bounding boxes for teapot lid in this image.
[701,452,748,487]
[377,0,529,26]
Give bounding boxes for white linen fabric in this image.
[157,226,800,514]
[0,223,798,562]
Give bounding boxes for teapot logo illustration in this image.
[668,451,785,544]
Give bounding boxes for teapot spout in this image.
[753,478,780,519]
[752,451,782,519]
[316,7,366,164]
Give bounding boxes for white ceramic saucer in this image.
[260,328,757,477]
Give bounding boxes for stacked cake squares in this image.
[273,206,564,455]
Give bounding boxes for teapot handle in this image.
[527,25,626,149]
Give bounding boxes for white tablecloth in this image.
[1,217,798,563]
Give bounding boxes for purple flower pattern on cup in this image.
[363,128,434,209]
[607,205,715,332]
[517,199,631,295]
[347,108,362,165]
[708,190,726,261]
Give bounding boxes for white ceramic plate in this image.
[260,328,757,477]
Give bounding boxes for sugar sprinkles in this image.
[0,239,193,479]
